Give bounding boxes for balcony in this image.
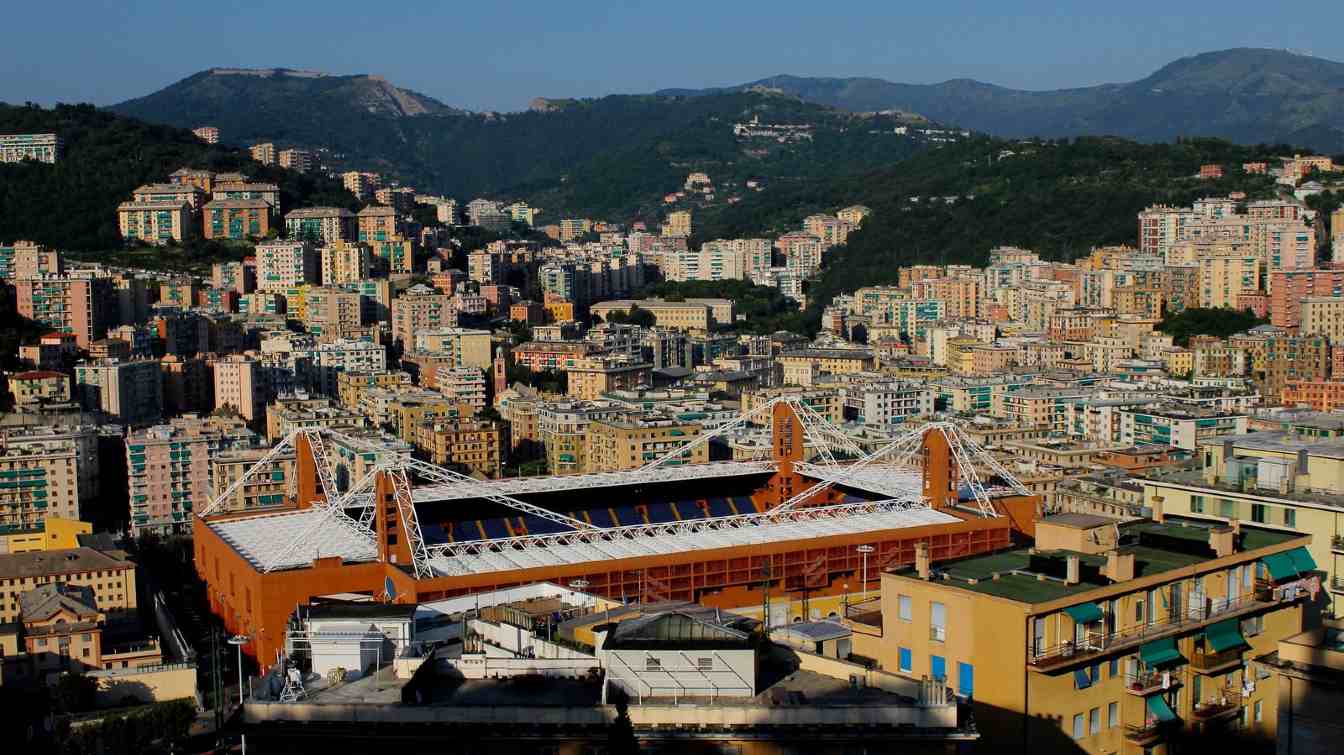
[1028,588,1300,672]
[1124,721,1173,745]
[1191,688,1243,721]
[1334,535,1344,554]
[1191,646,1245,675]
[1332,576,1344,595]
[1124,669,1183,697]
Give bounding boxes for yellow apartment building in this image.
[413,419,505,477]
[778,348,876,387]
[0,517,92,554]
[117,201,193,245]
[0,547,138,624]
[862,513,1314,754]
[567,358,652,401]
[585,416,707,472]
[1142,431,1344,615]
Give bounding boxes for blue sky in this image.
[4,1,1342,112]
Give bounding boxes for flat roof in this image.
[207,508,378,571]
[1144,466,1344,511]
[428,504,960,578]
[891,519,1301,605]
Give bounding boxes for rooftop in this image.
[0,547,132,580]
[891,518,1302,605]
[1143,464,1344,511]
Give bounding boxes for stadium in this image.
[194,399,1041,663]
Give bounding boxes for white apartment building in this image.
[256,240,320,292]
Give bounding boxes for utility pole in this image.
[211,629,223,738]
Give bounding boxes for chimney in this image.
[1103,550,1135,583]
[1150,495,1165,523]
[915,541,931,580]
[1230,519,1241,536]
[1210,526,1236,558]
[1065,554,1081,586]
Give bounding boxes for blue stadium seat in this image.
[610,505,643,526]
[420,523,448,543]
[706,497,734,518]
[452,521,481,542]
[523,515,568,535]
[481,518,509,540]
[645,503,676,523]
[587,508,616,528]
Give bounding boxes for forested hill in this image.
[0,103,356,251]
[110,69,939,219]
[695,135,1305,326]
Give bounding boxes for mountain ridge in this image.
[656,48,1344,151]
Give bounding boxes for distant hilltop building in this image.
[278,148,312,173]
[0,133,61,164]
[249,142,276,165]
[192,126,220,144]
[342,171,381,201]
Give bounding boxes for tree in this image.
[53,672,98,713]
[606,688,639,755]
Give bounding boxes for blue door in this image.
[931,654,946,681]
[958,662,974,698]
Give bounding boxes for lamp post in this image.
[226,634,249,755]
[569,579,591,612]
[856,545,875,600]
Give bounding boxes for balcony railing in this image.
[1332,576,1344,594]
[1028,588,1298,670]
[1191,688,1243,720]
[1125,669,1182,697]
[1124,720,1173,744]
[1191,646,1245,674]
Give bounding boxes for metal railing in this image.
[1191,646,1244,672]
[1191,687,1243,719]
[1125,669,1180,695]
[1029,590,1289,668]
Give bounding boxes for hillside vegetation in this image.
[0,103,357,251]
[111,73,934,219]
[697,135,1298,328]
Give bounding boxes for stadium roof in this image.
[207,508,378,571]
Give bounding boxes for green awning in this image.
[1263,551,1300,581]
[1288,546,1317,574]
[1204,619,1247,653]
[1139,637,1184,668]
[1146,695,1177,723]
[1063,602,1104,624]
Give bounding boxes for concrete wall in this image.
[89,663,197,706]
[792,648,923,699]
[468,619,592,660]
[602,647,755,701]
[444,653,598,680]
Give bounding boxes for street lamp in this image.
[856,545,875,600]
[226,633,249,755]
[569,579,591,611]
[226,634,249,706]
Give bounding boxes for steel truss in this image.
[420,497,932,569]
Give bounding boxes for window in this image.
[958,662,974,698]
[930,602,946,641]
[1284,509,1297,528]
[1242,615,1264,637]
[898,595,912,622]
[898,647,912,673]
[1135,596,1145,624]
[1191,494,1205,513]
[1251,504,1267,523]
[930,654,946,681]
[645,657,662,671]
[1072,713,1085,740]
[82,648,90,658]
[697,657,713,670]
[1107,701,1118,728]
[1109,658,1119,679]
[1254,700,1263,723]
[1089,707,1101,735]
[1220,499,1237,518]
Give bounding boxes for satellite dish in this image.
[384,576,397,603]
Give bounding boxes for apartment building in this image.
[1269,269,1344,329]
[1299,297,1344,341]
[277,148,312,173]
[203,198,272,240]
[845,382,936,427]
[192,126,219,144]
[264,396,365,443]
[160,354,213,414]
[126,415,258,535]
[285,207,357,244]
[341,171,380,200]
[435,366,488,411]
[249,142,276,164]
[591,299,725,330]
[210,446,296,513]
[117,200,193,244]
[7,370,70,409]
[392,288,458,347]
[255,240,319,292]
[778,348,876,387]
[356,204,404,242]
[13,276,112,347]
[413,418,504,477]
[213,353,272,422]
[211,260,256,295]
[0,133,61,163]
[0,547,136,626]
[303,287,365,340]
[867,514,1312,753]
[585,415,707,472]
[539,401,625,475]
[370,238,415,274]
[1118,406,1249,450]
[0,240,63,280]
[776,232,824,277]
[320,241,373,286]
[1142,431,1344,612]
[662,210,692,238]
[837,205,871,226]
[0,431,95,531]
[73,358,163,425]
[510,341,598,373]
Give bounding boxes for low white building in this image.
[288,602,416,681]
[597,611,756,704]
